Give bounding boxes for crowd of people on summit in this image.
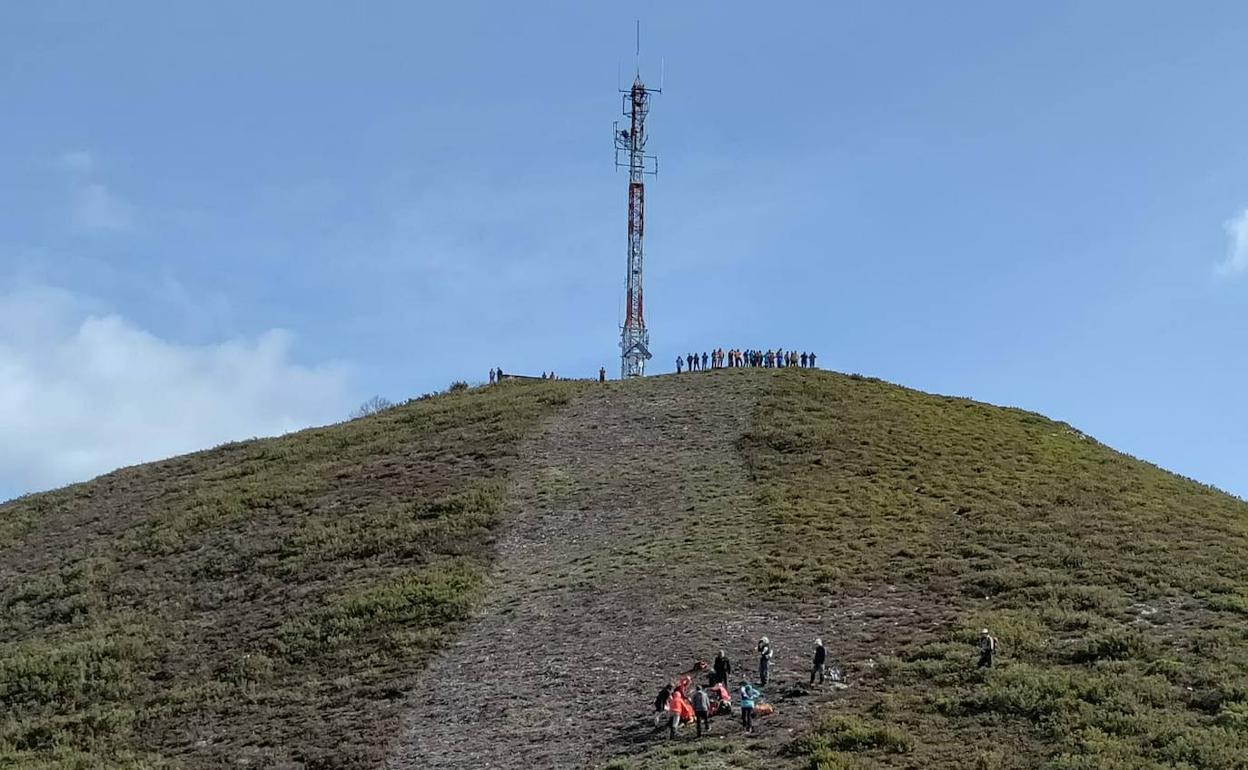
[485,348,818,383]
[677,348,816,372]
[652,629,1000,740]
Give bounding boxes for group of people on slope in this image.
[654,630,1000,741]
[655,637,832,739]
[677,348,817,373]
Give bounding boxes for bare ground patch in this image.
[386,372,924,769]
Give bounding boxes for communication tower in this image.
[613,34,659,378]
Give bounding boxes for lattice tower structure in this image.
[614,74,658,378]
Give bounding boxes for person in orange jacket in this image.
[665,688,694,738]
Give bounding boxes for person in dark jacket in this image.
[712,650,732,686]
[810,638,827,685]
[654,683,672,713]
[977,629,998,668]
[757,637,773,685]
[691,685,711,737]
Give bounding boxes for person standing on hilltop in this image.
[809,352,816,369]
[489,368,495,384]
[712,649,732,687]
[687,353,694,372]
[810,638,827,685]
[701,352,709,371]
[599,367,606,383]
[676,356,683,373]
[757,637,773,685]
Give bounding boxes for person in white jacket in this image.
[757,637,773,685]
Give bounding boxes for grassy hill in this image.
[2,370,1247,770]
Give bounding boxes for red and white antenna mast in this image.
[613,23,659,378]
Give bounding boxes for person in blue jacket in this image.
[738,680,761,732]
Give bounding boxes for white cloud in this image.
[75,182,133,231]
[58,150,95,174]
[56,149,135,232]
[1217,208,1248,276]
[0,285,353,499]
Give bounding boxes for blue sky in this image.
[2,1,1246,500]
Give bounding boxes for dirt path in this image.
[385,372,856,769]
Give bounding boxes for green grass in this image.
[602,740,766,770]
[0,380,584,769]
[744,371,1248,769]
[6,369,1248,768]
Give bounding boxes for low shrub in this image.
[794,715,912,756]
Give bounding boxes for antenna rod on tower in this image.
[613,30,658,378]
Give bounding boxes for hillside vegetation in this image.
[0,382,582,769]
[744,374,1248,769]
[2,370,1246,770]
